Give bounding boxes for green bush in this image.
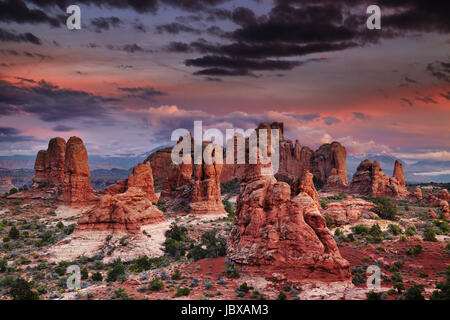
[324,215,333,228]
[106,261,127,282]
[171,269,182,280]
[277,291,287,300]
[423,228,437,242]
[388,224,402,236]
[430,265,450,300]
[406,244,422,256]
[9,278,39,300]
[404,285,425,300]
[223,200,235,221]
[405,226,416,236]
[81,268,89,280]
[164,224,191,258]
[371,197,397,220]
[175,287,190,297]
[224,265,240,279]
[8,226,20,240]
[366,290,383,300]
[91,272,103,282]
[0,258,7,272]
[130,256,169,273]
[187,230,226,261]
[149,277,164,291]
[238,282,250,293]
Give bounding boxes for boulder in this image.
[227,153,350,281]
[322,197,377,225]
[76,187,165,234]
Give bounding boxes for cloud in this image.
[106,44,150,53]
[400,98,414,107]
[352,112,372,121]
[324,116,341,125]
[440,91,450,100]
[0,0,61,27]
[118,86,167,100]
[413,170,450,177]
[52,125,76,132]
[415,96,438,104]
[0,27,41,45]
[91,17,122,33]
[338,136,392,156]
[0,79,119,122]
[156,22,201,35]
[426,60,450,83]
[0,126,39,143]
[392,151,450,162]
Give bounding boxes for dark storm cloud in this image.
[400,98,413,107]
[353,112,372,121]
[106,44,150,53]
[0,28,41,45]
[52,125,76,132]
[415,96,438,104]
[426,61,450,83]
[440,91,450,101]
[27,0,231,14]
[0,0,61,27]
[324,116,341,125]
[118,87,167,100]
[156,23,201,35]
[133,20,147,33]
[166,42,194,53]
[0,79,119,122]
[186,56,301,71]
[0,126,38,143]
[91,17,122,33]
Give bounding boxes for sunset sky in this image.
[0,0,449,178]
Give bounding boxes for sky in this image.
[0,0,449,178]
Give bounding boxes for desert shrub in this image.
[175,287,190,297]
[54,261,71,276]
[8,226,20,240]
[9,278,39,300]
[171,269,182,280]
[187,230,226,261]
[351,224,370,235]
[406,244,422,256]
[81,268,89,280]
[164,224,192,258]
[238,282,250,293]
[56,221,64,229]
[149,277,164,291]
[405,226,416,236]
[0,258,7,272]
[63,224,76,235]
[423,228,437,242]
[433,220,449,233]
[324,215,333,228]
[130,256,169,273]
[371,197,397,220]
[430,265,450,300]
[403,285,425,300]
[394,282,405,294]
[351,266,367,286]
[388,224,402,236]
[156,199,167,212]
[106,260,127,282]
[91,272,103,282]
[223,200,235,220]
[320,199,328,209]
[224,265,240,279]
[366,290,383,300]
[277,291,287,300]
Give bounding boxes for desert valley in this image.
[0,122,449,301]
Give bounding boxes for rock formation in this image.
[144,146,173,183]
[145,122,349,191]
[349,159,409,198]
[291,170,319,207]
[436,189,450,201]
[104,162,158,202]
[76,187,164,234]
[0,177,15,195]
[322,197,378,225]
[227,151,350,281]
[29,137,97,204]
[413,187,423,200]
[160,143,226,215]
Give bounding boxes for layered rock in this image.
[76,187,165,234]
[349,159,409,198]
[413,187,423,200]
[436,189,450,201]
[145,122,349,191]
[144,146,173,183]
[30,137,97,204]
[227,155,350,281]
[60,137,97,204]
[160,144,225,215]
[0,177,15,194]
[104,162,158,202]
[322,197,377,225]
[291,170,319,207]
